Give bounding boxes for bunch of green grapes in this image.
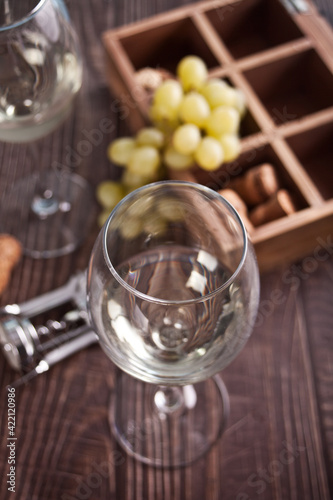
[97,56,246,225]
[151,55,246,172]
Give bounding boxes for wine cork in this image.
[249,189,296,227]
[218,188,254,233]
[0,234,22,295]
[229,163,279,206]
[135,67,173,95]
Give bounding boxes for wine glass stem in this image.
[154,386,186,415]
[31,192,60,219]
[28,144,71,219]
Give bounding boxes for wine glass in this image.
[0,0,94,258]
[87,181,260,467]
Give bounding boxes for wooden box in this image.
[102,0,333,271]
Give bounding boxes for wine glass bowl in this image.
[0,0,82,142]
[87,181,260,465]
[88,181,259,384]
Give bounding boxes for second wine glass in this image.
[0,0,94,258]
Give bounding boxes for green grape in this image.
[233,88,247,117]
[205,106,240,137]
[194,136,224,171]
[149,103,179,129]
[178,92,210,128]
[150,79,183,128]
[124,195,157,225]
[219,134,241,162]
[118,195,156,239]
[201,80,247,116]
[173,123,201,155]
[200,79,234,108]
[127,146,160,176]
[129,195,156,216]
[143,214,168,236]
[163,145,194,170]
[107,137,136,166]
[96,181,125,210]
[156,197,185,221]
[136,127,165,149]
[177,55,208,92]
[153,79,183,110]
[121,169,153,191]
[119,217,143,240]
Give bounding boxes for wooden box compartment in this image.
[243,49,333,124]
[286,121,333,200]
[204,0,305,59]
[118,17,220,73]
[103,0,333,271]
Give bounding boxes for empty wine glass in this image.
[0,0,93,258]
[87,181,260,466]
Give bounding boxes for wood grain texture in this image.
[0,1,332,499]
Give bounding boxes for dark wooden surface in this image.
[0,1,333,499]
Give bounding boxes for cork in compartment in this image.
[188,142,308,212]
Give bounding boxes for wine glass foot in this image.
[0,169,95,258]
[109,370,230,468]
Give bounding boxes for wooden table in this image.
[0,1,332,499]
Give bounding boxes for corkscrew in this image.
[0,271,97,388]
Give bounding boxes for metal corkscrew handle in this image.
[7,326,97,389]
[0,271,97,386]
[1,271,88,318]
